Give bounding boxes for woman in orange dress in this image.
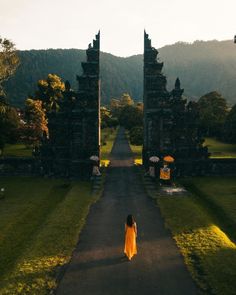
[124,214,137,261]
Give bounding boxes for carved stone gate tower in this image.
[41,32,101,178]
[70,31,101,177]
[142,31,209,174]
[142,31,172,167]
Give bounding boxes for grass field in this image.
[0,177,99,294]
[128,137,236,160]
[181,176,236,238]
[151,176,236,295]
[204,138,236,158]
[0,128,118,294]
[3,144,32,157]
[129,144,142,158]
[127,140,142,164]
[100,127,118,166]
[3,135,236,160]
[2,127,118,163]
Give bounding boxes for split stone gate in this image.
[1,31,236,177]
[40,31,209,178]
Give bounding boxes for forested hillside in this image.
[159,40,236,103]
[4,40,236,107]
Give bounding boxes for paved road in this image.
[56,128,199,295]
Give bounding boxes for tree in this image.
[110,93,137,120]
[110,98,121,118]
[110,94,134,119]
[224,104,236,143]
[129,126,143,145]
[198,91,228,137]
[120,93,134,107]
[21,98,48,146]
[119,104,143,130]
[35,74,65,112]
[0,106,20,152]
[0,37,20,111]
[100,106,118,129]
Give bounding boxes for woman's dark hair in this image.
[126,214,135,227]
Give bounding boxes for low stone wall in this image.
[0,157,94,179]
[174,158,236,177]
[149,158,236,178]
[1,157,236,177]
[208,158,236,176]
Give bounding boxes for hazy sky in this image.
[0,0,235,57]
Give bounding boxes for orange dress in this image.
[124,223,137,260]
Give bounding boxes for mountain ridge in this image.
[4,39,236,107]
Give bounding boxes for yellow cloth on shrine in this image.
[124,224,137,260]
[160,167,171,180]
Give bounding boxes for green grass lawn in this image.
[3,136,236,159]
[181,176,236,237]
[2,127,118,162]
[0,177,98,294]
[128,137,236,160]
[150,176,236,295]
[100,127,118,164]
[129,143,142,158]
[3,144,32,158]
[126,134,142,164]
[204,138,236,158]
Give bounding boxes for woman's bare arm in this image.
[134,222,137,237]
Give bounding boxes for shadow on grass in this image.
[0,181,71,279]
[180,179,236,242]
[187,246,236,295]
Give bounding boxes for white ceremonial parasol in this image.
[149,156,160,163]
[90,155,99,161]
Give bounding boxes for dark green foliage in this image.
[198,91,228,137]
[4,40,236,107]
[3,49,85,107]
[101,106,118,129]
[35,73,65,111]
[119,105,143,130]
[129,126,143,145]
[0,106,20,150]
[224,104,236,143]
[22,99,48,146]
[102,117,118,129]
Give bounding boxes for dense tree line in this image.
[3,40,236,107]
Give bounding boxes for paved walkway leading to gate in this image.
[56,128,199,295]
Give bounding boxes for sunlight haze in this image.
[1,0,236,56]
